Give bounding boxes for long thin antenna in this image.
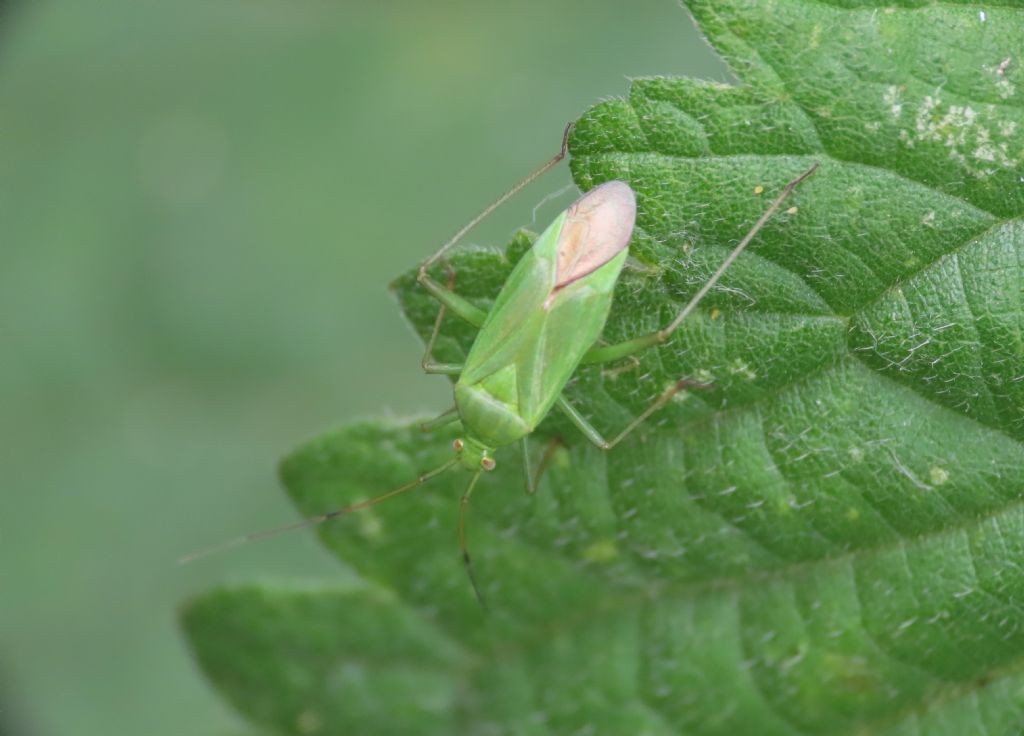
[657,163,819,339]
[418,122,574,280]
[178,458,459,564]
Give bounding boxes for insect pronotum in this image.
[182,123,818,606]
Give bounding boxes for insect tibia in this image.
[178,457,459,565]
[659,162,820,338]
[457,470,487,610]
[417,122,574,279]
[463,549,488,612]
[783,162,820,192]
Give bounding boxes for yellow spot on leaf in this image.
[359,512,383,539]
[729,358,757,380]
[583,539,619,563]
[670,389,692,406]
[297,710,323,734]
[694,369,715,385]
[808,24,822,49]
[824,653,878,693]
[929,466,950,486]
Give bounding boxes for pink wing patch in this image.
[554,180,636,290]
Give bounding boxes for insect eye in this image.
[452,439,464,452]
[480,457,496,471]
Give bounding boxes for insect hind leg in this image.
[417,122,573,282]
[416,122,574,352]
[580,163,819,367]
[419,264,487,332]
[421,266,472,375]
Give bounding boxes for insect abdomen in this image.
[454,382,531,448]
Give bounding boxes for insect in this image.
[182,124,817,606]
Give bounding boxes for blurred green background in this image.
[0,1,723,734]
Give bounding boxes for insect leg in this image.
[423,362,464,376]
[521,436,565,495]
[556,380,707,451]
[420,406,460,432]
[556,396,608,448]
[419,122,575,375]
[580,163,819,366]
[458,471,487,609]
[419,271,487,329]
[417,122,573,282]
[422,268,473,374]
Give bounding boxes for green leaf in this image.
[183,2,1024,734]
[180,583,464,736]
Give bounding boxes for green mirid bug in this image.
[183,125,817,605]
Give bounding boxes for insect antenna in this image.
[178,458,460,565]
